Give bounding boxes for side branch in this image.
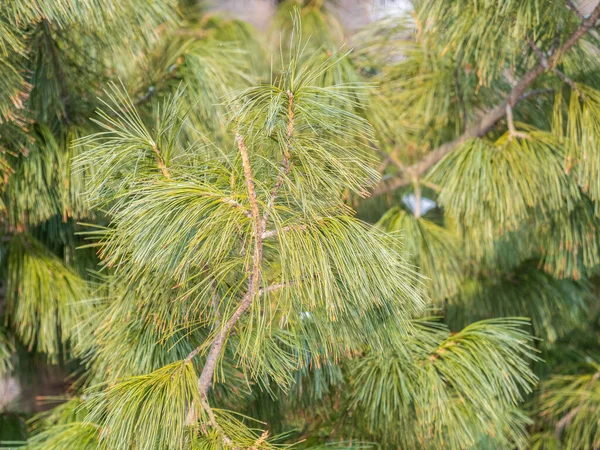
[151,141,170,179]
[372,4,600,196]
[222,197,252,219]
[262,90,295,229]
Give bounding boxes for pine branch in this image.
[528,38,585,100]
[518,88,555,101]
[372,4,600,196]
[196,134,264,397]
[505,104,530,140]
[184,134,267,446]
[553,371,600,440]
[258,281,297,295]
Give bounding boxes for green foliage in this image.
[417,0,570,83]
[446,262,589,343]
[553,85,600,208]
[5,233,89,360]
[377,207,464,302]
[429,132,580,249]
[85,361,201,450]
[349,318,538,448]
[537,196,600,280]
[25,423,101,450]
[533,362,600,450]
[0,326,13,377]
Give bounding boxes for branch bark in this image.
[151,141,170,179]
[372,5,600,197]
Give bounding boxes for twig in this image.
[222,197,252,219]
[554,371,600,439]
[261,224,309,239]
[258,281,297,295]
[554,406,581,437]
[261,90,295,230]
[529,38,585,100]
[505,104,531,140]
[184,280,295,363]
[200,395,239,450]
[528,38,550,68]
[553,68,585,100]
[150,141,170,179]
[372,4,600,196]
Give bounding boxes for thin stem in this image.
[505,104,530,140]
[262,224,308,240]
[222,197,252,219]
[262,90,295,230]
[196,134,264,394]
[553,67,585,100]
[529,38,585,100]
[151,141,170,179]
[554,371,599,438]
[518,88,555,101]
[190,134,266,445]
[185,281,294,363]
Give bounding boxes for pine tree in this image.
[0,1,599,449]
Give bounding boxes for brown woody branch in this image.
[529,38,585,100]
[185,134,266,445]
[518,88,555,101]
[150,141,170,179]
[372,4,600,197]
[195,135,264,397]
[188,91,298,444]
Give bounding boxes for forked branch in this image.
[195,134,264,397]
[188,90,298,445]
